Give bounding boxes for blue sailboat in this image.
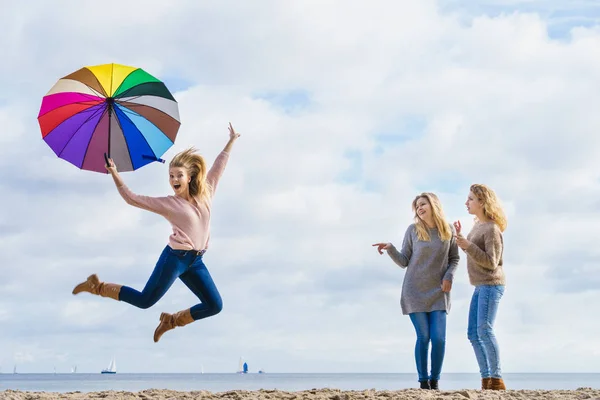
[237,357,249,374]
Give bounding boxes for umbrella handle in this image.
[105,153,164,166]
[142,155,166,164]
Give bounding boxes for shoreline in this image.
[1,388,599,400]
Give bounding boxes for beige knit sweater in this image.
[465,221,505,286]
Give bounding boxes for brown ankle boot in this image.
[489,377,506,390]
[72,274,122,301]
[482,377,492,390]
[153,309,194,343]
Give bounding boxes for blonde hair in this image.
[411,192,453,242]
[169,147,212,202]
[470,184,507,232]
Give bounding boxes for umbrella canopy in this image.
[38,63,181,173]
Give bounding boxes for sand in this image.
[1,388,599,400]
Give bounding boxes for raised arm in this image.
[106,157,172,216]
[465,224,503,271]
[207,122,240,195]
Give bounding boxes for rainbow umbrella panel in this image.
[38,63,180,173]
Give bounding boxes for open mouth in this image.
[174,184,181,190]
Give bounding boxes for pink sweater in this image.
[116,151,230,251]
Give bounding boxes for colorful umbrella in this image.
[38,63,181,173]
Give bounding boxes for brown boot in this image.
[72,274,122,301]
[482,377,492,390]
[489,377,506,390]
[153,309,195,343]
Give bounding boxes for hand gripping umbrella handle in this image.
[104,153,110,166]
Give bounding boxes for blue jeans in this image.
[119,246,223,320]
[409,310,447,382]
[467,285,504,378]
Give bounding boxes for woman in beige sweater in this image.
[453,184,507,391]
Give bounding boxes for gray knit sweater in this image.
[386,223,460,315]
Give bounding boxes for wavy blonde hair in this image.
[412,192,453,242]
[169,147,212,203]
[470,184,507,232]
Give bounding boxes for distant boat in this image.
[13,365,17,374]
[101,356,117,374]
[258,369,265,374]
[71,366,77,373]
[236,357,248,374]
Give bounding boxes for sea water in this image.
[1,373,598,393]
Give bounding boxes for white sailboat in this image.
[13,365,17,374]
[71,365,77,373]
[101,356,116,374]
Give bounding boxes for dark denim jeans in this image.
[119,245,223,320]
[467,285,504,378]
[409,310,447,382]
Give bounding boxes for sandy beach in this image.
[1,388,599,400]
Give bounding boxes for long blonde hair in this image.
[412,192,453,242]
[169,147,212,203]
[470,184,507,232]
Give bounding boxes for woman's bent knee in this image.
[477,325,494,340]
[135,294,161,309]
[212,298,223,315]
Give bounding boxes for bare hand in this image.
[455,235,470,250]
[228,122,241,140]
[453,220,462,236]
[441,280,452,293]
[105,156,117,173]
[372,242,392,255]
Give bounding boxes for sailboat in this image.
[101,356,116,374]
[236,357,248,374]
[71,366,77,373]
[13,365,17,374]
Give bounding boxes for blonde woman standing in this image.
[454,184,507,391]
[374,193,459,390]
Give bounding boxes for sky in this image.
[1,0,600,375]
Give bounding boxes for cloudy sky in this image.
[1,0,600,375]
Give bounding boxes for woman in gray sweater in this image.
[373,192,459,390]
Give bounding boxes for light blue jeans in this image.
[409,310,447,382]
[467,285,505,378]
